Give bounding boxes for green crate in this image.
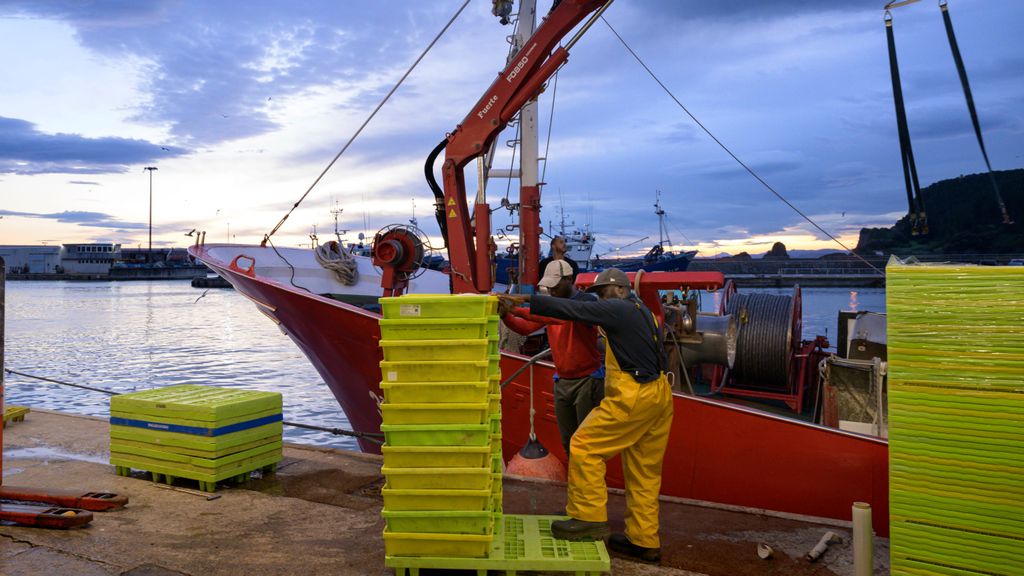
[379,317,489,341]
[382,485,493,511]
[380,339,490,362]
[383,529,494,558]
[110,423,282,459]
[381,360,491,383]
[383,510,495,535]
[111,385,281,422]
[382,466,493,490]
[489,412,502,435]
[110,441,282,472]
[111,445,281,489]
[486,317,499,339]
[381,423,490,447]
[491,454,504,474]
[382,403,489,426]
[487,393,501,415]
[382,445,491,469]
[490,432,502,453]
[110,407,281,430]
[380,295,498,320]
[488,355,502,376]
[489,375,502,394]
[380,381,490,405]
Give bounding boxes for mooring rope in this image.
[3,368,382,444]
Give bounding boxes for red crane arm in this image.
[441,0,610,293]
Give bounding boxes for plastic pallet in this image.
[114,462,278,493]
[111,384,282,422]
[112,454,280,493]
[3,405,30,427]
[385,514,609,575]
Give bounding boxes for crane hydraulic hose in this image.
[425,137,450,247]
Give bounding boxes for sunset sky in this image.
[1,0,1021,257]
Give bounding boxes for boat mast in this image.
[655,190,672,248]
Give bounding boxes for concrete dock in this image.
[1,410,889,575]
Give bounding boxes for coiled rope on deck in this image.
[2,368,382,445]
[314,241,359,286]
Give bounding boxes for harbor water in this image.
[2,281,885,451]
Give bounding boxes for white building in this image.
[0,245,62,274]
[61,243,122,275]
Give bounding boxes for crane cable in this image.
[601,17,884,276]
[261,0,472,247]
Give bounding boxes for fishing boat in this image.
[593,192,697,273]
[191,0,889,535]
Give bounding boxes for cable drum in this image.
[725,292,796,389]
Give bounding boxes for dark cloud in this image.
[68,180,102,185]
[0,116,187,175]
[0,209,147,230]
[0,1,470,147]
[628,0,855,20]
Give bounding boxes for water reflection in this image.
[3,281,357,450]
[848,291,859,311]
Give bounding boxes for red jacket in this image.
[503,302,602,380]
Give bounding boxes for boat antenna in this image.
[602,17,883,276]
[654,190,672,249]
[260,0,471,247]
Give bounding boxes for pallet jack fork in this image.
[0,262,126,528]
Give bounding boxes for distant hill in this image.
[856,169,1024,254]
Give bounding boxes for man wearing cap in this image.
[538,235,579,281]
[499,268,673,563]
[500,260,604,457]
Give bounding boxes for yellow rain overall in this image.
[565,319,674,549]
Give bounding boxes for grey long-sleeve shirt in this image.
[530,293,666,383]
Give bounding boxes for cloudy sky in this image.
[0,0,1021,257]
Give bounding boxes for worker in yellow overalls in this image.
[500,268,673,563]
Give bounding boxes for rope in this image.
[261,0,472,246]
[540,67,560,184]
[313,241,359,286]
[601,17,884,277]
[2,368,382,443]
[724,293,793,388]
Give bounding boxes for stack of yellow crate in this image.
[887,264,1024,575]
[377,294,502,558]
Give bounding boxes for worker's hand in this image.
[497,294,529,315]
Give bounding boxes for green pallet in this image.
[111,385,282,422]
[111,441,281,475]
[110,422,282,456]
[386,514,608,575]
[110,406,282,430]
[112,450,281,492]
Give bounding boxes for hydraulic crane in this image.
[419,0,614,294]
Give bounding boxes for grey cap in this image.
[586,268,630,292]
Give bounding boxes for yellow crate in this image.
[381,423,490,447]
[383,529,493,558]
[379,317,489,341]
[381,360,491,383]
[380,295,498,319]
[489,375,502,394]
[488,393,501,415]
[382,445,491,469]
[488,355,502,377]
[381,403,489,426]
[382,466,493,490]
[383,510,494,535]
[490,432,502,453]
[380,339,490,362]
[380,381,489,405]
[382,485,493,511]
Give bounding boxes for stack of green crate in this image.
[109,385,283,492]
[887,264,1024,576]
[378,294,502,558]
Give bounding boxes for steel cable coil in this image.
[725,292,794,389]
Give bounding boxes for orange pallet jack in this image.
[0,263,126,528]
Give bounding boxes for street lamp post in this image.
[144,166,158,263]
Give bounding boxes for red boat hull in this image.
[192,245,890,536]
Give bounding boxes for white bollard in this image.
[852,502,874,576]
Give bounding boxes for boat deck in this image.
[0,410,889,575]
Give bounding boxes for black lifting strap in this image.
[941,1,1013,225]
[885,14,928,235]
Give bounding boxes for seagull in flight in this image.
[161,146,171,151]
[185,228,196,237]
[194,289,210,304]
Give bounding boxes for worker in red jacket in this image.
[500,260,604,457]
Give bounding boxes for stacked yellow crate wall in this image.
[887,264,1024,576]
[377,294,502,559]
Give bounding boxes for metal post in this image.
[144,166,158,262]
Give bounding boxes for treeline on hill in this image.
[856,168,1024,254]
